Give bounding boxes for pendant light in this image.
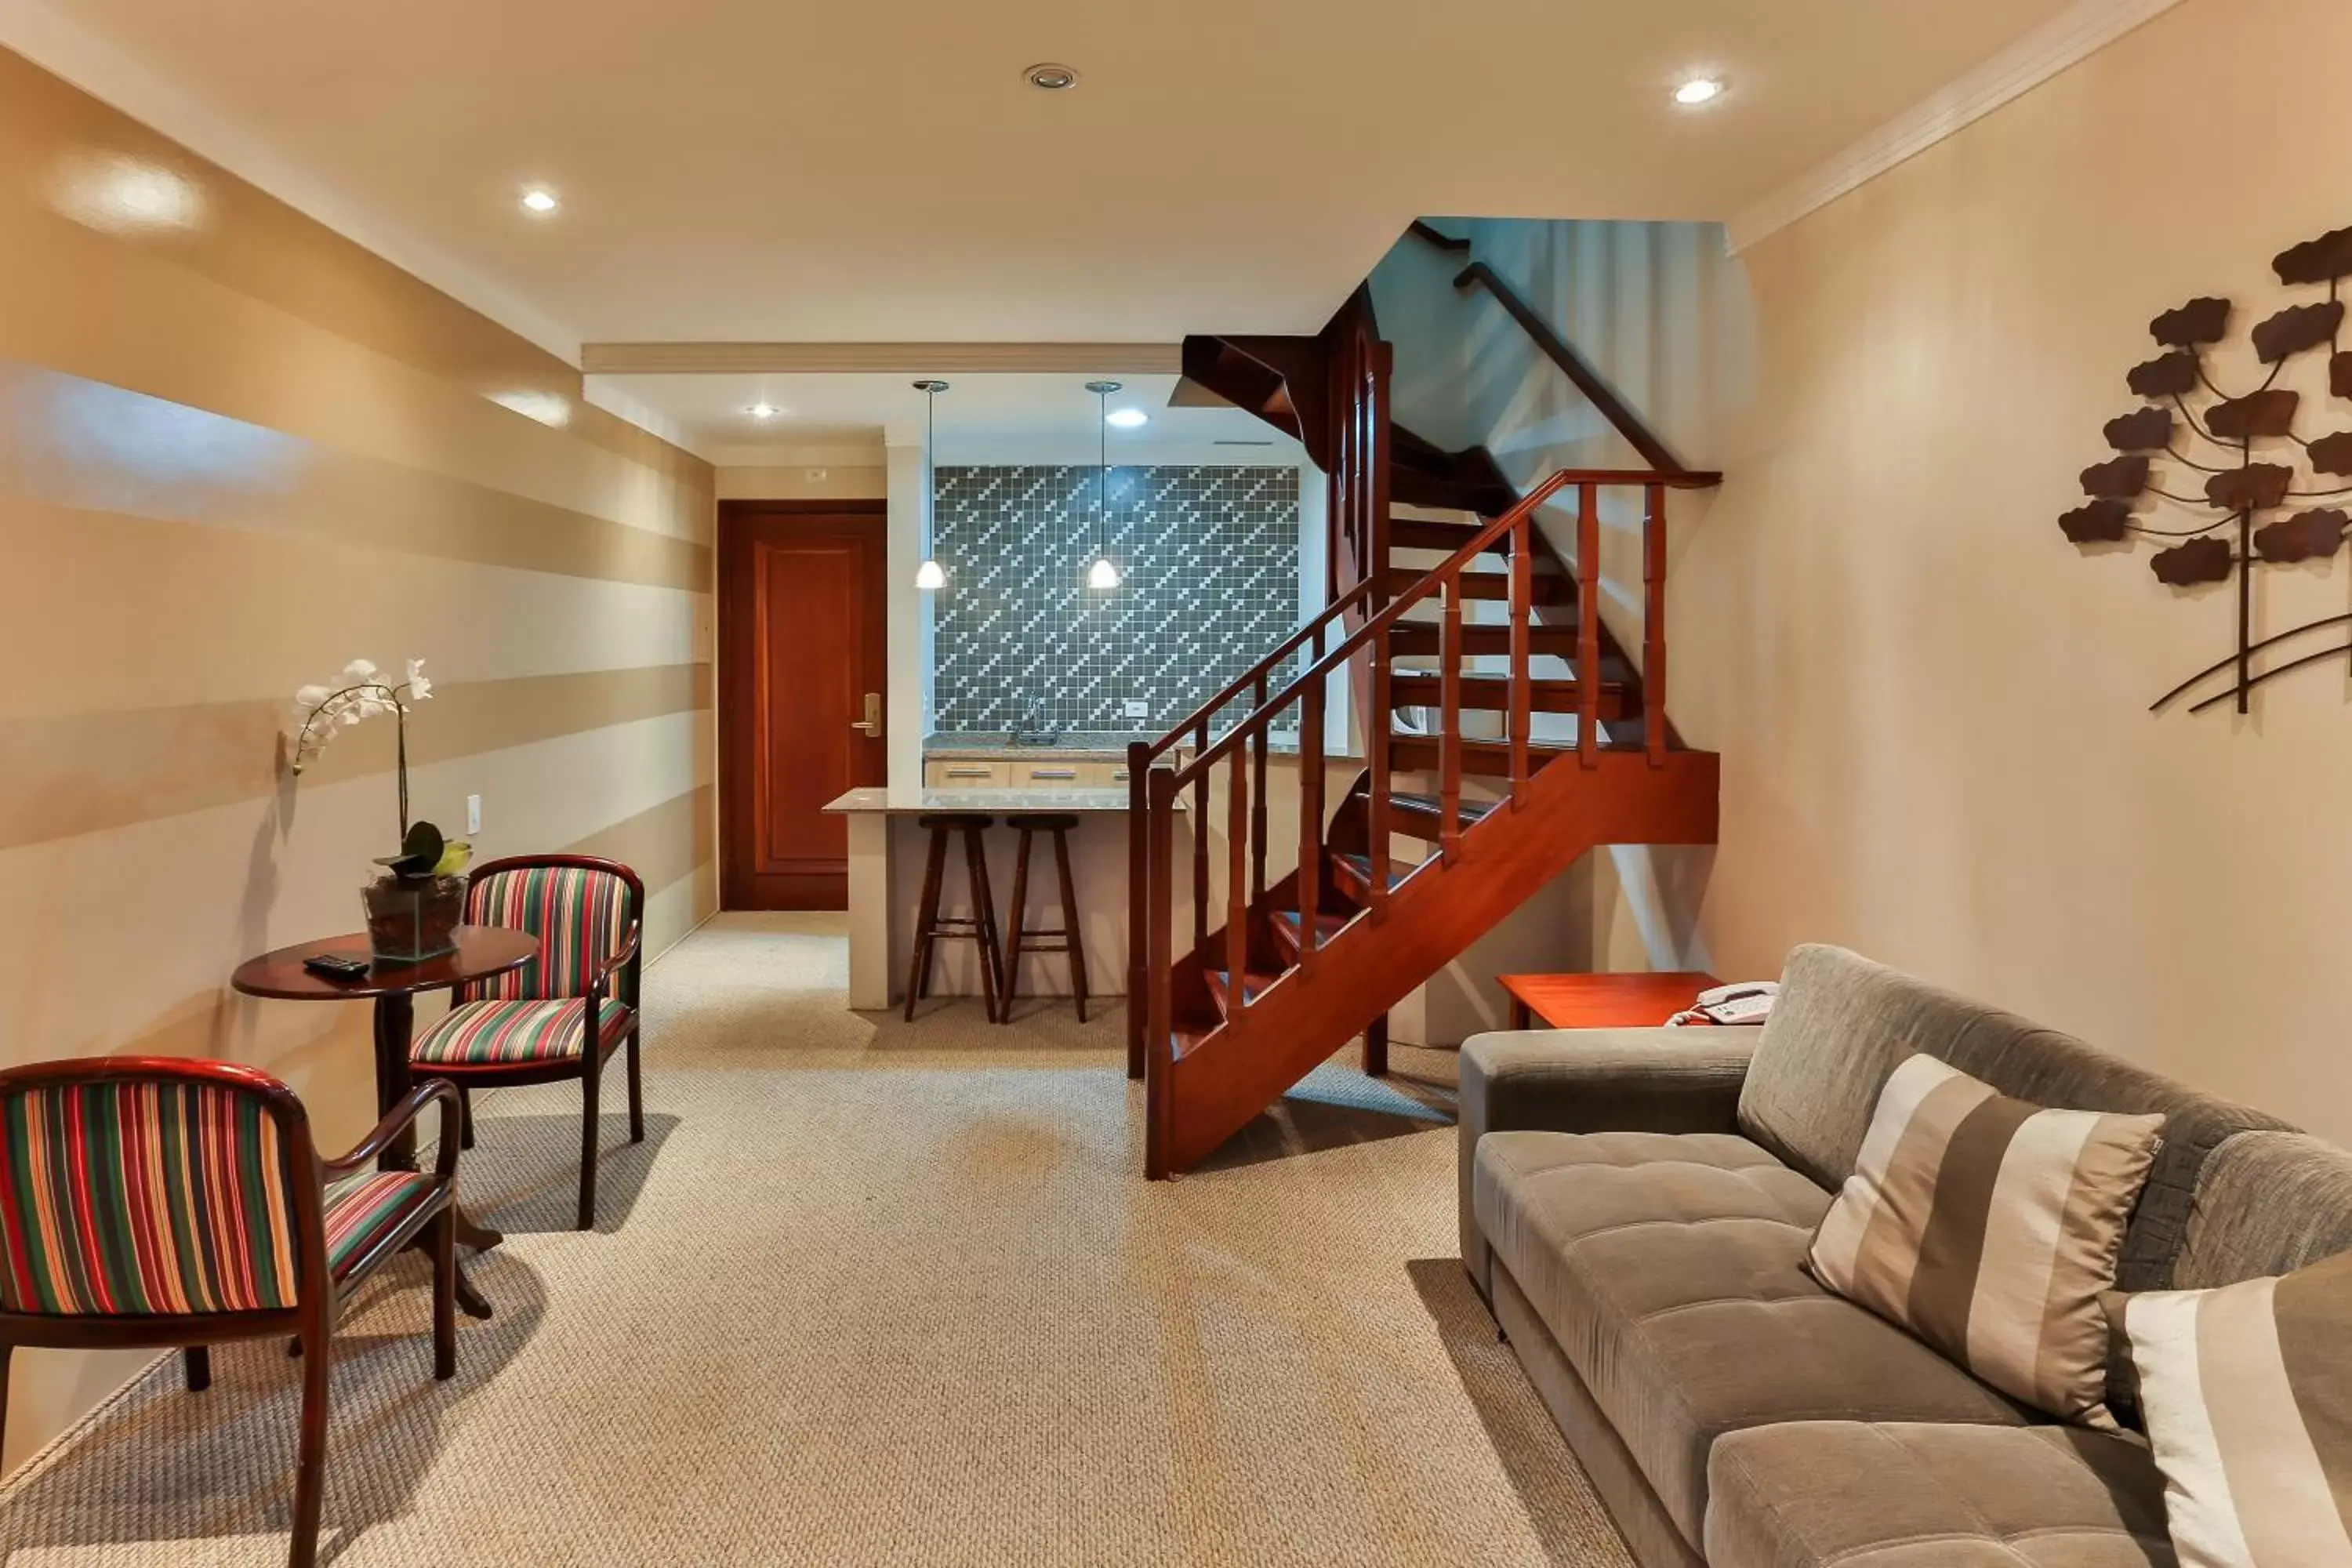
[1083,379,1122,590]
[913,379,949,590]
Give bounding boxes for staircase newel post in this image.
[1510,512,1532,806]
[1439,572,1464,866]
[1577,481,1602,769]
[1146,766,1178,1180]
[1644,483,1668,768]
[1125,740,1150,1080]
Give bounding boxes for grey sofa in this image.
[1461,944,2352,1568]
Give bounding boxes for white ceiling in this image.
[12,0,2085,354]
[594,372,1300,463]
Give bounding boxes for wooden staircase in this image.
[1127,260,1722,1178]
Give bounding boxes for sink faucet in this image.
[1011,698,1059,746]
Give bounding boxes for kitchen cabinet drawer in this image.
[1009,760,1089,788]
[1090,761,1137,789]
[925,760,1007,789]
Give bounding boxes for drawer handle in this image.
[1029,768,1079,781]
[1112,770,1131,782]
[945,767,994,779]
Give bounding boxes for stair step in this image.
[1269,909,1352,960]
[1331,852,1418,902]
[1388,735,1572,775]
[1390,623,1581,658]
[1392,470,1519,514]
[1389,673,1628,717]
[1383,566,1566,604]
[1386,792,1501,840]
[1390,516,1508,554]
[1205,967,1284,1016]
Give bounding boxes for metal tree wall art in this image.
[2060,223,2352,716]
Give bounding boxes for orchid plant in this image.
[290,659,433,833]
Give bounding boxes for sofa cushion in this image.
[1740,947,2286,1296]
[1474,1131,2030,1546]
[1704,1421,2175,1568]
[1807,1053,2162,1429]
[2175,1131,2352,1289]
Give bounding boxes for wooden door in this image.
[720,503,888,909]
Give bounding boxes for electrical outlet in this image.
[466,794,482,835]
[1123,699,1151,720]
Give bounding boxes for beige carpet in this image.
[0,914,1630,1566]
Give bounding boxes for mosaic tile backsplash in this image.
[931,465,1301,733]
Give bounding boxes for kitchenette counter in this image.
[923,731,1162,762]
[825,786,1148,815]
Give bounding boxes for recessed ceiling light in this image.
[1024,62,1080,91]
[1105,408,1149,429]
[1673,77,1725,107]
[519,186,560,214]
[746,403,785,420]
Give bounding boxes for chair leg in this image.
[1001,827,1033,1027]
[963,826,1003,1027]
[0,1342,14,1460]
[457,1085,475,1151]
[289,1318,332,1568]
[183,1346,212,1392]
[1053,827,1090,1023]
[577,1054,603,1231]
[626,1025,644,1144]
[903,826,949,1022]
[430,1211,457,1381]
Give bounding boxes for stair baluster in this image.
[1225,747,1248,1011]
[1576,481,1601,768]
[1439,573,1464,865]
[1643,482,1668,768]
[1509,512,1532,804]
[1298,661,1324,973]
[1190,718,1210,950]
[1250,674,1270,902]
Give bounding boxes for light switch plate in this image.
[1123,699,1151,719]
[466,794,482,834]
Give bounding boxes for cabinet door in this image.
[927,760,1007,789]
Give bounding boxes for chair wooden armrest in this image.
[322,1079,463,1185]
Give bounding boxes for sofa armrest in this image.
[1458,1027,1759,1301]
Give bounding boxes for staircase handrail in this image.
[1167,467,1716,786]
[1137,579,1376,768]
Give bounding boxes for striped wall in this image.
[0,45,715,1470]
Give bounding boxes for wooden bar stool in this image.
[1000,812,1090,1024]
[904,814,1004,1022]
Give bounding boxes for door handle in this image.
[851,692,884,738]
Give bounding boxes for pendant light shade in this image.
[913,379,949,590]
[1083,379,1122,590]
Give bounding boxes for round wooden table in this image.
[232,925,539,1320]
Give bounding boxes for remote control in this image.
[303,953,371,981]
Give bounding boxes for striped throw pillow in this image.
[1806,1053,2164,1428]
[2114,1251,2352,1566]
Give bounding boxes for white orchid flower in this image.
[404,658,432,702]
[340,658,379,685]
[293,683,331,713]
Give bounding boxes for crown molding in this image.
[0,0,585,365]
[581,342,1185,376]
[705,441,890,468]
[1727,0,2183,253]
[579,377,717,462]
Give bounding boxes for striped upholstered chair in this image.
[0,1056,462,1568]
[408,854,644,1229]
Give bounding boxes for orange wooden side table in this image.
[1497,971,1721,1031]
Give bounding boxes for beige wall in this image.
[1677,0,2352,1140]
[0,46,716,1468]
